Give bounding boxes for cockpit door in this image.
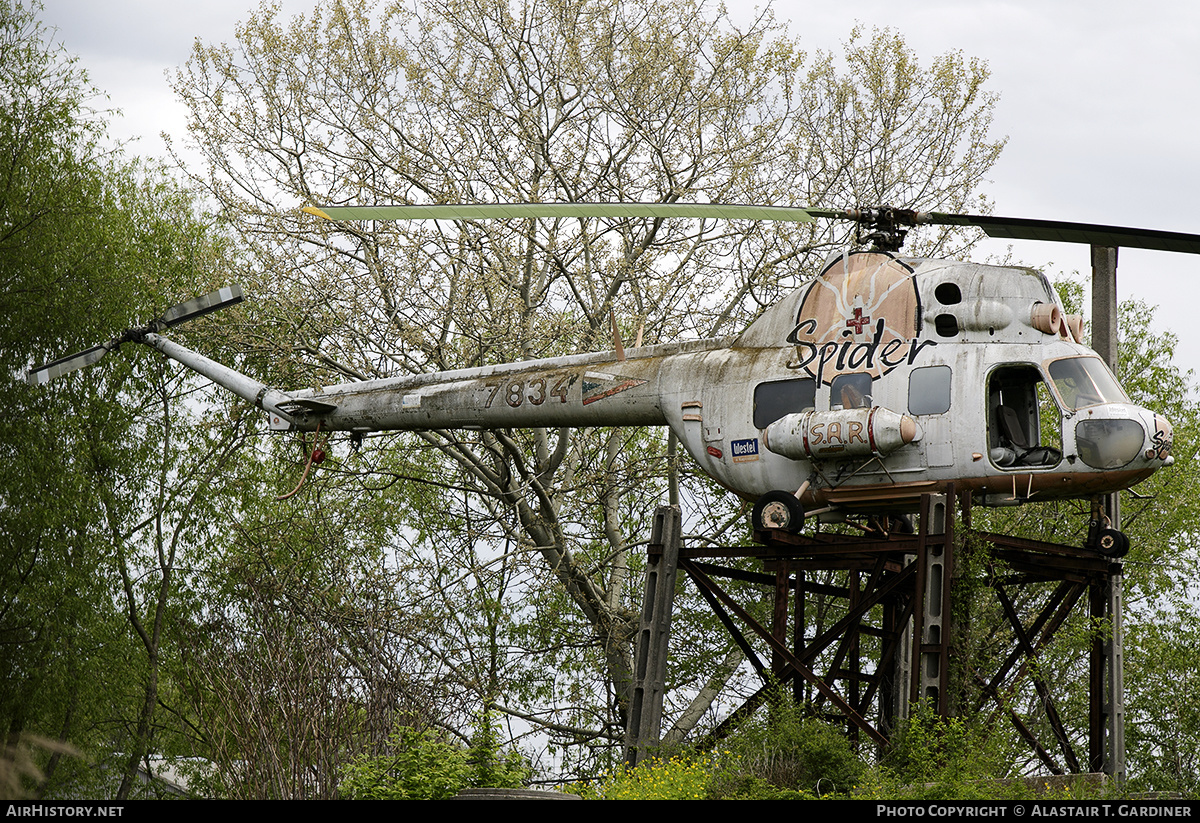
[987,364,1063,468]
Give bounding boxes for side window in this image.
[909,365,952,415]
[753,378,815,429]
[830,373,872,409]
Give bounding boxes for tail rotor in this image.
[26,285,244,385]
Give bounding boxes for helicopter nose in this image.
[1149,413,1174,464]
[1073,408,1172,470]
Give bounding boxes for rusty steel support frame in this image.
[912,492,953,714]
[632,485,1126,773]
[968,529,1123,774]
[625,505,682,767]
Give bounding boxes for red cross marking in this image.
[846,307,870,334]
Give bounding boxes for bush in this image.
[576,755,714,800]
[710,701,866,798]
[879,708,998,789]
[857,707,1110,801]
[578,700,866,800]
[339,715,529,800]
[339,726,471,800]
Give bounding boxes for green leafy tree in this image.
[0,0,135,796]
[171,0,1005,773]
[170,484,466,799]
[1124,605,1200,796]
[0,0,247,798]
[1109,302,1200,796]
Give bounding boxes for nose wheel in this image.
[1086,506,1130,558]
[1093,527,1130,558]
[752,490,806,533]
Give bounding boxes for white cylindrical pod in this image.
[762,406,921,461]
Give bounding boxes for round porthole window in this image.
[934,313,960,337]
[935,282,962,305]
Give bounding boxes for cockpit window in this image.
[988,364,1062,469]
[1047,357,1128,410]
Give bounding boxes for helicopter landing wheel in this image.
[752,490,805,533]
[1094,527,1130,558]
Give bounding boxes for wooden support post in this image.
[849,570,862,728]
[794,570,806,706]
[1089,579,1107,772]
[881,577,903,736]
[772,569,790,695]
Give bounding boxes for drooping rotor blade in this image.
[926,213,1200,255]
[27,343,112,386]
[159,285,245,327]
[302,202,817,223]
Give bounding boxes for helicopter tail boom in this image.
[268,342,697,433]
[140,333,300,426]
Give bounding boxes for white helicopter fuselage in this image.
[223,249,1171,517]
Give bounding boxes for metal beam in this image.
[1090,245,1126,781]
[625,505,682,767]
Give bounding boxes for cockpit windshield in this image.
[1047,357,1129,410]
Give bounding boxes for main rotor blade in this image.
[159,285,245,327]
[303,202,817,223]
[27,343,111,385]
[927,213,1200,255]
[303,201,1200,254]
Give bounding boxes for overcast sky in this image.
[37,0,1200,378]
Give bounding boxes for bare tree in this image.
[176,528,457,799]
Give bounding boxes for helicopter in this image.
[28,204,1199,556]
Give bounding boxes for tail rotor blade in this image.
[27,285,245,386]
[27,343,112,385]
[159,285,244,327]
